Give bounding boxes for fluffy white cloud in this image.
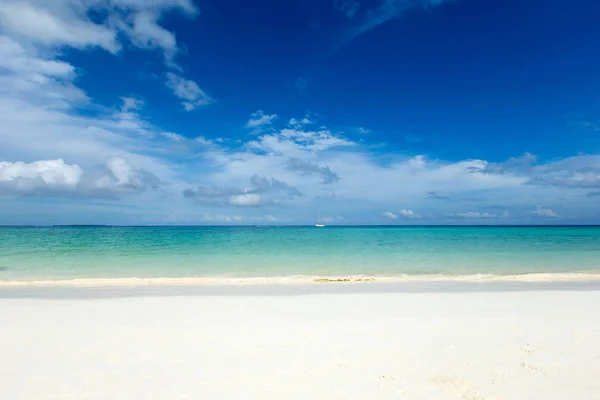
[288,116,313,127]
[0,0,209,190]
[0,157,160,198]
[1,0,599,226]
[382,209,421,220]
[382,211,398,220]
[0,159,83,187]
[165,72,214,111]
[533,206,558,218]
[247,110,278,128]
[398,209,419,218]
[229,193,262,206]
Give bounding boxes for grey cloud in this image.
[485,154,600,189]
[486,153,537,174]
[526,174,600,189]
[524,155,600,189]
[182,186,244,206]
[427,191,449,200]
[287,158,340,184]
[426,191,483,202]
[184,175,302,207]
[249,175,302,197]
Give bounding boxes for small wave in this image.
[2,272,600,287]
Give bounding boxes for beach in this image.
[1,284,599,399]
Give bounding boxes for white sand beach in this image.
[1,288,599,399]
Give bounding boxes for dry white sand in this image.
[1,289,600,399]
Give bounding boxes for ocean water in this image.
[1,226,600,281]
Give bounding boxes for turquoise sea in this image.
[1,226,600,281]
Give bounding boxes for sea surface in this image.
[1,226,600,281]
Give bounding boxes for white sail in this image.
[315,213,325,227]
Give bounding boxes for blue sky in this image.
[1,0,599,225]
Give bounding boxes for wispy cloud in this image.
[289,116,313,128]
[246,110,278,129]
[163,132,185,142]
[0,0,198,60]
[334,0,462,53]
[334,0,360,18]
[165,72,214,111]
[1,0,599,225]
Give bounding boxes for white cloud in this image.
[229,193,262,206]
[165,72,214,111]
[0,35,87,107]
[288,116,313,127]
[533,206,558,218]
[1,1,211,108]
[0,157,160,198]
[356,127,371,134]
[382,211,398,220]
[0,36,75,78]
[1,0,599,226]
[0,1,119,52]
[0,0,198,58]
[335,0,459,53]
[121,97,144,112]
[0,159,82,186]
[163,132,185,142]
[398,209,420,218]
[383,209,421,220]
[246,110,278,128]
[195,136,216,146]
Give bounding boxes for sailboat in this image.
[315,213,325,227]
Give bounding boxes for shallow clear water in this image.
[1,226,599,280]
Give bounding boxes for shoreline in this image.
[2,271,600,288]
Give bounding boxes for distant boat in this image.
[315,214,325,227]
